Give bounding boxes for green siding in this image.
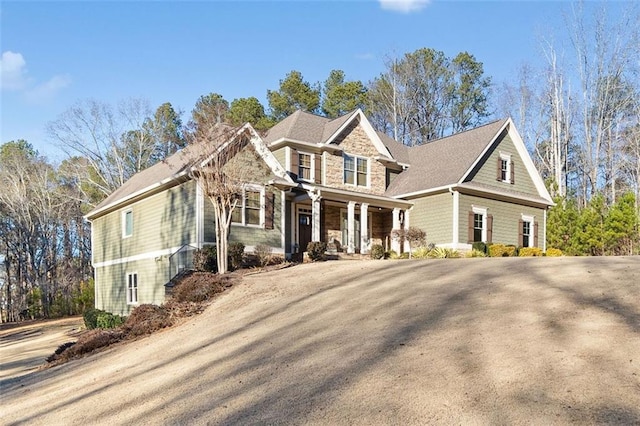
[95,257,168,316]
[272,147,287,170]
[229,189,283,249]
[468,132,538,195]
[458,194,545,246]
[92,180,197,264]
[410,193,453,245]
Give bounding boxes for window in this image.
[298,153,312,181]
[127,273,138,304]
[469,207,492,243]
[497,153,513,184]
[122,209,133,238]
[500,159,509,181]
[343,154,368,187]
[522,221,531,247]
[232,187,264,226]
[474,213,483,242]
[520,215,535,248]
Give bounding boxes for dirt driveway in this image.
[2,257,639,425]
[0,316,83,381]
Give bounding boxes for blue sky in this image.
[0,1,600,160]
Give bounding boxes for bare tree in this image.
[186,123,255,274]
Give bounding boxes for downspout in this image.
[543,207,547,252]
[449,187,459,249]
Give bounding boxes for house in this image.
[85,110,553,315]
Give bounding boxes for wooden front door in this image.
[299,213,312,253]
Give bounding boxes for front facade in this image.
[87,111,553,315]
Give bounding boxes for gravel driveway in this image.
[2,257,639,425]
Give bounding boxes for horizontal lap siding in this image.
[410,193,452,245]
[458,194,544,246]
[471,133,538,195]
[95,257,168,316]
[229,189,283,249]
[92,181,197,264]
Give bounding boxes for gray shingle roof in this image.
[87,145,199,219]
[263,109,359,145]
[384,119,508,197]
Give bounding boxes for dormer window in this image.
[344,154,368,187]
[497,153,514,184]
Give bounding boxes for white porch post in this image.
[403,209,411,253]
[391,207,401,253]
[360,203,369,254]
[347,201,356,254]
[311,193,321,242]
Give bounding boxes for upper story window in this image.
[298,153,312,181]
[122,209,133,238]
[232,186,264,227]
[497,153,514,184]
[343,154,368,187]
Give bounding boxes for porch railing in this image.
[168,244,198,283]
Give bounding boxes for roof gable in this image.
[384,119,507,197]
[86,123,292,220]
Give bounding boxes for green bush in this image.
[519,247,543,257]
[389,251,409,259]
[193,245,217,272]
[83,308,106,330]
[370,244,385,259]
[306,241,327,261]
[427,247,461,258]
[472,242,487,254]
[466,249,487,258]
[545,247,563,257]
[228,242,245,269]
[412,246,431,259]
[488,244,516,257]
[96,312,126,329]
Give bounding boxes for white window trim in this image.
[472,206,488,243]
[297,151,315,183]
[122,209,133,239]
[343,153,370,188]
[500,152,512,184]
[521,214,535,248]
[339,208,373,249]
[126,272,138,305]
[231,184,265,228]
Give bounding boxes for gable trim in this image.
[323,109,393,159]
[458,118,552,204]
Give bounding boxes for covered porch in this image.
[289,186,413,256]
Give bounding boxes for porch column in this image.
[403,208,411,253]
[347,201,356,254]
[311,193,322,242]
[360,203,369,254]
[391,207,401,253]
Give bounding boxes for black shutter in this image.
[496,157,502,181]
[534,221,539,247]
[290,149,299,180]
[314,154,322,184]
[518,219,524,247]
[264,192,275,229]
[510,160,515,185]
[468,211,474,243]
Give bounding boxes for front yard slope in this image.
[2,257,639,425]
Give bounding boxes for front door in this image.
[299,213,312,253]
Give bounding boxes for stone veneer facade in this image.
[324,120,387,195]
